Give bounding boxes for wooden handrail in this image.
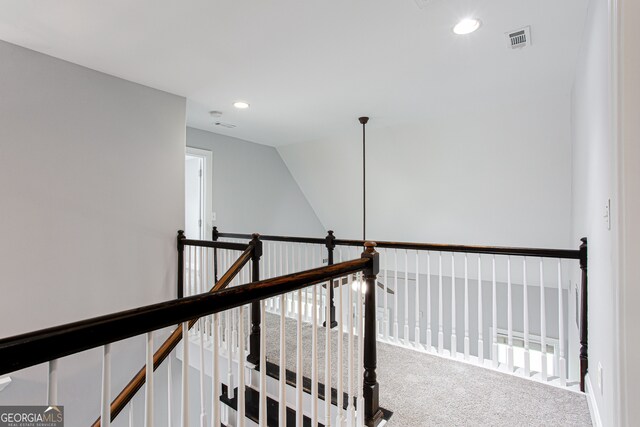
[215,228,581,259]
[182,238,249,251]
[0,258,369,375]
[91,245,254,426]
[0,253,370,425]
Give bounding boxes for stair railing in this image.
[90,232,258,426]
[0,238,384,427]
[216,227,589,392]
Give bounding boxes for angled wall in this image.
[278,91,573,249]
[187,127,325,237]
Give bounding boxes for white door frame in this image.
[186,147,213,240]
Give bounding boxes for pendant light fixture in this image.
[359,116,369,241]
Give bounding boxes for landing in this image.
[261,312,591,426]
[375,343,591,426]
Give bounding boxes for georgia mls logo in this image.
[0,405,64,426]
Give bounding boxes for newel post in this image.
[177,230,185,299]
[212,226,219,283]
[247,233,263,366]
[324,230,338,328]
[579,237,588,392]
[362,242,384,427]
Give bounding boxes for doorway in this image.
[185,147,213,239]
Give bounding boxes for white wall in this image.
[0,40,185,425]
[617,0,640,424]
[186,127,325,237]
[278,91,574,249]
[570,0,616,424]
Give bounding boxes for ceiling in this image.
[0,0,588,146]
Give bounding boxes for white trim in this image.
[186,147,213,239]
[586,373,603,427]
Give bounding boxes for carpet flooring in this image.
[261,312,592,426]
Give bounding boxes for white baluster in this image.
[311,284,319,427]
[199,246,204,295]
[451,253,457,358]
[507,256,514,372]
[524,258,530,377]
[464,254,470,360]
[185,247,190,298]
[336,277,344,427]
[48,360,58,406]
[302,245,308,320]
[191,246,196,298]
[346,274,355,425]
[129,402,134,427]
[279,294,287,427]
[394,249,399,342]
[540,259,547,381]
[182,323,189,427]
[285,245,291,316]
[168,346,172,425]
[492,256,498,368]
[225,306,231,369]
[415,251,421,348]
[477,255,484,364]
[296,289,304,427]
[426,252,432,352]
[145,332,154,427]
[325,280,332,427]
[438,252,444,355]
[356,274,365,427]
[259,301,267,426]
[238,307,246,427]
[383,249,389,341]
[404,251,409,347]
[558,259,566,386]
[199,320,206,427]
[101,344,111,427]
[212,313,220,427]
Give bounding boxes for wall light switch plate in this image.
[212,212,217,222]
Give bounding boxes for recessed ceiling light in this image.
[453,18,481,35]
[233,101,250,109]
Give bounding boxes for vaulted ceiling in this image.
[0,0,587,146]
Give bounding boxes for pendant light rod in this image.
[359,116,369,241]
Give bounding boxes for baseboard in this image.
[585,373,602,427]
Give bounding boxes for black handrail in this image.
[177,230,252,298]
[215,227,581,259]
[0,257,370,376]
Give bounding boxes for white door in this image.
[185,155,203,239]
[185,147,213,240]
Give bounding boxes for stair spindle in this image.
[438,252,444,355]
[507,256,514,372]
[558,259,566,386]
[48,359,58,406]
[477,254,484,364]
[451,253,457,358]
[464,254,469,360]
[145,332,154,427]
[101,344,111,427]
[540,259,548,381]
[524,258,530,376]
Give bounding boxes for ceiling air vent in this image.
[506,26,531,49]
[214,121,236,129]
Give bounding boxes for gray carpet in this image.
[261,312,592,426]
